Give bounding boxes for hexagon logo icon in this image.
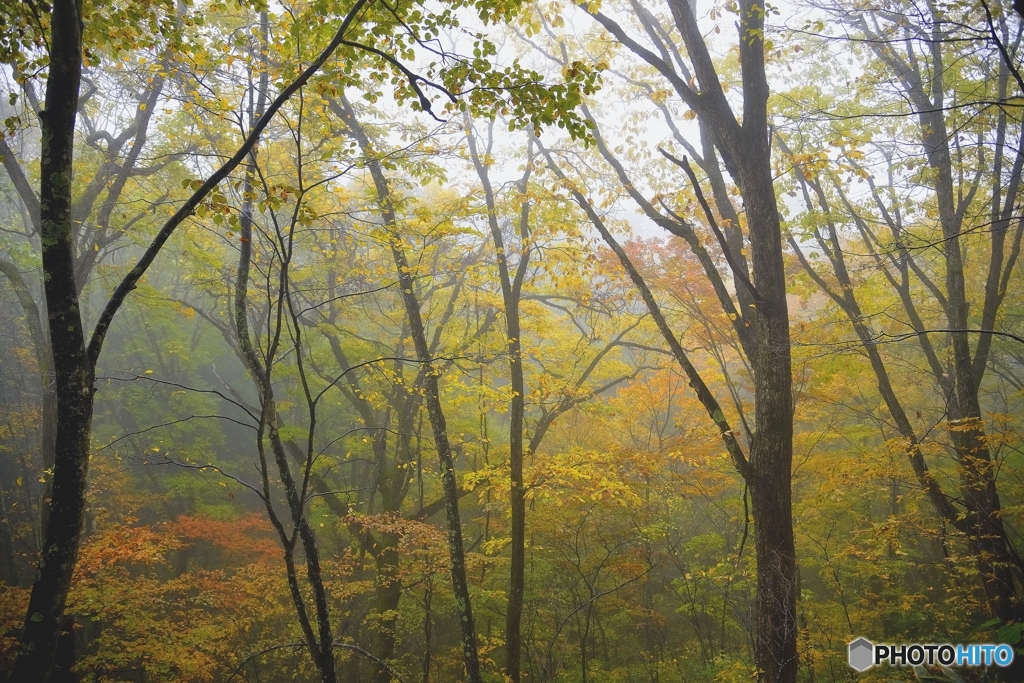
[848,637,874,672]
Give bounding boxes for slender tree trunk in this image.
[371,532,402,683]
[231,40,337,679]
[235,216,339,683]
[465,118,530,682]
[0,259,57,551]
[389,239,483,683]
[12,1,89,680]
[338,95,483,683]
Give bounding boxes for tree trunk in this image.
[574,1,799,678]
[465,118,530,683]
[233,148,338,683]
[735,127,797,683]
[849,3,1023,624]
[0,259,57,552]
[338,95,483,683]
[389,240,483,683]
[12,1,90,680]
[11,2,375,678]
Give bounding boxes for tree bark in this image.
[386,235,483,683]
[231,63,338,679]
[732,127,798,683]
[12,1,89,680]
[11,2,376,678]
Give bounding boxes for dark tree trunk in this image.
[10,2,373,679]
[845,3,1024,624]
[12,1,90,680]
[232,115,338,682]
[566,1,799,679]
[734,128,798,683]
[388,240,483,683]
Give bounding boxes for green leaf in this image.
[997,622,1024,645]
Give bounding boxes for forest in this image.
[1,0,1023,681]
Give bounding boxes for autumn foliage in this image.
[1,0,1024,682]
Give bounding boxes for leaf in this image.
[997,622,1024,645]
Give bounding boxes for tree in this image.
[4,0,427,677]
[336,93,485,682]
[529,1,799,679]
[11,1,94,677]
[465,118,532,682]
[1,0,607,674]
[4,0,1024,680]
[779,0,1024,635]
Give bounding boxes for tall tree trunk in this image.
[387,238,482,683]
[232,85,338,683]
[465,118,531,683]
[573,1,799,679]
[10,3,373,679]
[734,127,797,683]
[12,1,89,680]
[338,95,483,683]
